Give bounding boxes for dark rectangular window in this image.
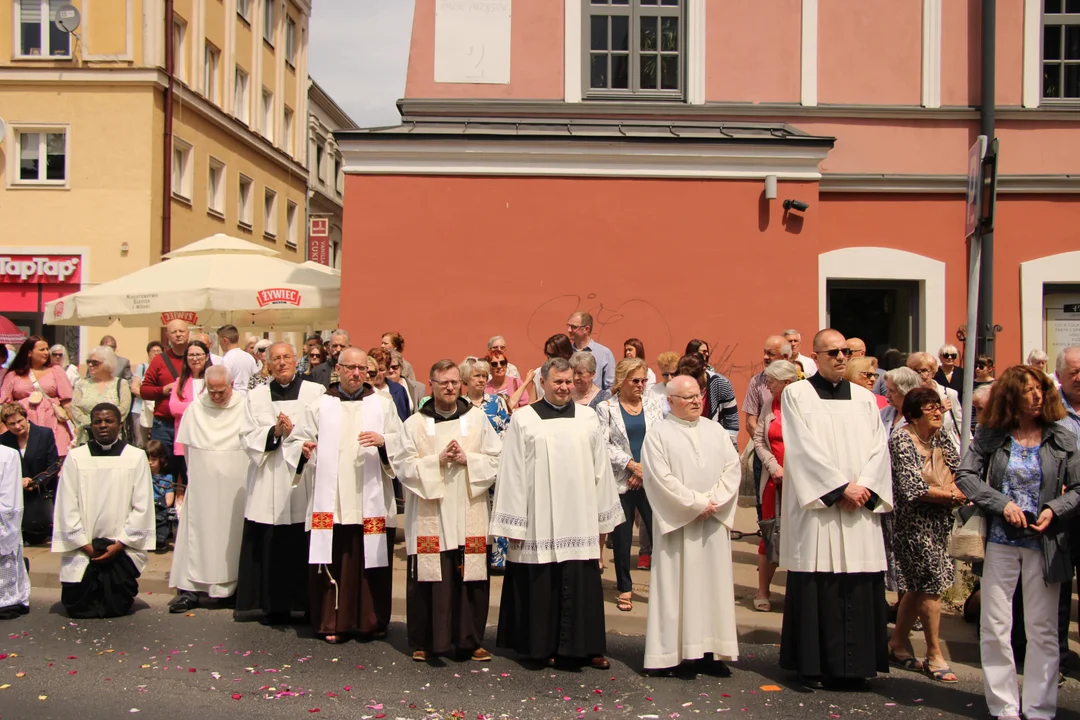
[584,0,683,99]
[1043,0,1080,98]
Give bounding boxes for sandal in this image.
[322,634,347,645]
[924,663,959,683]
[753,597,771,612]
[887,649,925,672]
[616,594,633,612]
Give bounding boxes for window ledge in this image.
[286,59,295,70]
[12,54,74,61]
[7,181,68,190]
[238,13,251,25]
[208,208,225,221]
[263,38,275,49]
[1039,99,1080,107]
[171,193,193,206]
[285,241,298,249]
[263,232,277,241]
[238,221,253,232]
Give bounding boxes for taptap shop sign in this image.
[0,256,81,283]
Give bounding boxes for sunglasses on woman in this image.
[941,353,958,360]
[309,354,323,360]
[491,360,507,368]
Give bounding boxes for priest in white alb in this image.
[779,329,892,690]
[387,360,502,662]
[236,342,325,624]
[290,347,404,644]
[53,403,155,618]
[0,441,29,619]
[168,366,249,613]
[490,357,624,670]
[641,375,741,675]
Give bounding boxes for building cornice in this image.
[820,173,1080,193]
[309,78,358,131]
[340,137,831,181]
[0,67,167,86]
[396,98,1080,123]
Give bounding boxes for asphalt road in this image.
[1,589,1078,720]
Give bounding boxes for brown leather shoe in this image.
[471,648,493,662]
[412,650,428,662]
[590,656,611,670]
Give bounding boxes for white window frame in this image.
[171,136,193,201]
[238,174,254,229]
[261,88,274,140]
[173,15,188,84]
[283,106,294,154]
[9,124,68,187]
[264,187,278,238]
[334,156,342,195]
[14,0,72,59]
[234,66,250,124]
[286,200,298,248]
[237,0,251,23]
[263,0,275,45]
[207,156,225,217]
[204,42,220,104]
[285,15,297,67]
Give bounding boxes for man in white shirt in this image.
[218,324,259,393]
[194,332,225,366]
[783,329,818,377]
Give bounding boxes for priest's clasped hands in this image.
[697,499,720,520]
[300,432,385,460]
[837,483,871,512]
[439,440,467,467]
[80,540,125,564]
[273,412,294,438]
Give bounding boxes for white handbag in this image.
[948,505,986,563]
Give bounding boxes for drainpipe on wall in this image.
[162,0,175,258]
[977,0,995,359]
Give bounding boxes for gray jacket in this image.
[955,423,1080,583]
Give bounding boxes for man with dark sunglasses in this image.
[778,328,892,690]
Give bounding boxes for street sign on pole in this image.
[965,135,987,238]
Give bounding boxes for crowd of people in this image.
[1,316,1079,719]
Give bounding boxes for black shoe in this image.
[260,611,291,625]
[824,677,871,692]
[697,656,732,677]
[798,675,825,690]
[168,592,198,614]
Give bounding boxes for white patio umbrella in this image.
[44,234,340,330]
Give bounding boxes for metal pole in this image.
[961,233,982,455]
[977,0,995,359]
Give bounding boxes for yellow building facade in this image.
[0,0,311,363]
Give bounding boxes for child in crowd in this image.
[146,440,176,553]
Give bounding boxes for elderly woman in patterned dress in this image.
[887,386,965,683]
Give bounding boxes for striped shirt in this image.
[706,370,740,442]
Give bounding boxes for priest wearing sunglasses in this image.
[778,329,892,690]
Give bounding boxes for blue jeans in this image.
[150,418,185,483]
[154,502,175,547]
[611,489,653,594]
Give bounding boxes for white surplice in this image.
[641,415,742,669]
[0,445,29,609]
[290,391,403,539]
[240,379,325,525]
[489,403,624,563]
[171,392,249,597]
[779,380,893,573]
[52,444,155,583]
[387,404,502,580]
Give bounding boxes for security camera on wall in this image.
[783,199,810,213]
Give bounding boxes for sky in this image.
[308,0,416,129]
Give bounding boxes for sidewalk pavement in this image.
[22,503,1035,668]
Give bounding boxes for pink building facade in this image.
[338,0,1080,412]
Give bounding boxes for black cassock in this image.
[778,373,890,680]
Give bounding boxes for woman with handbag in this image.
[955,366,1080,720]
[0,403,60,545]
[751,360,799,612]
[0,336,73,456]
[886,387,965,682]
[70,346,133,446]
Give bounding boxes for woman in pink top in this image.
[485,351,530,408]
[1,336,74,455]
[167,340,211,456]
